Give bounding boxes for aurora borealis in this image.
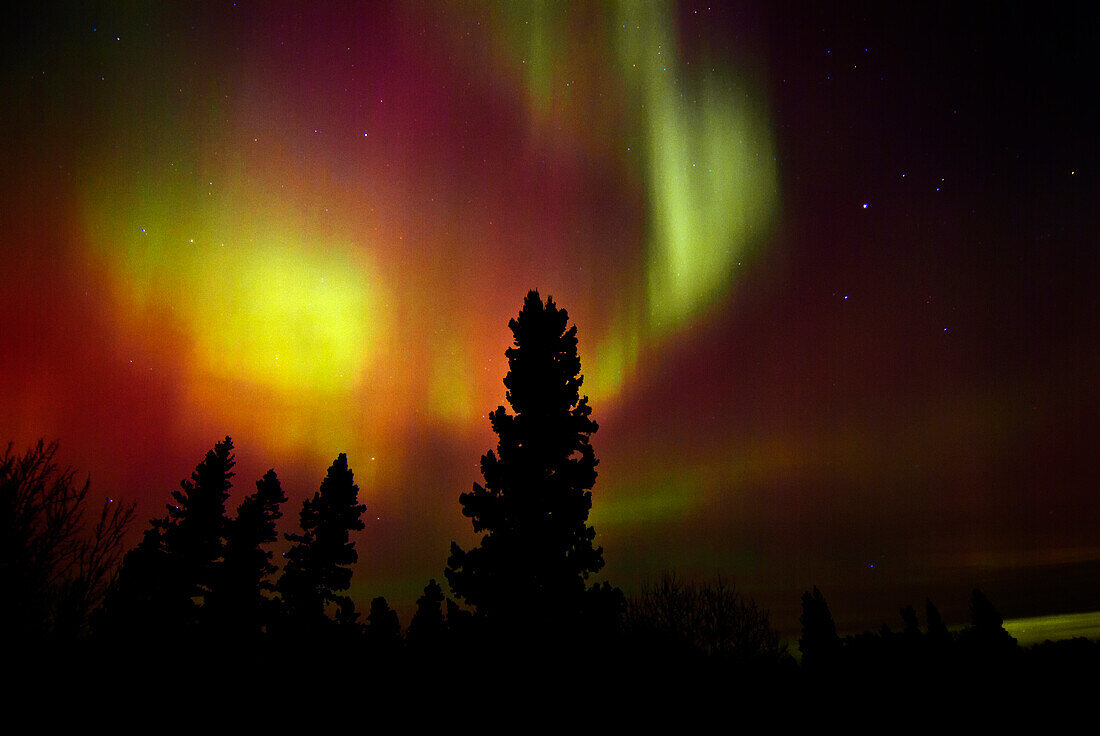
[2,1,1096,634]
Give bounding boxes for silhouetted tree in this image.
[406,579,446,651]
[365,595,402,655]
[334,596,361,629]
[164,436,235,619]
[446,290,612,633]
[960,588,1017,656]
[98,437,235,640]
[206,468,287,640]
[968,589,1005,633]
[276,453,366,633]
[627,571,782,667]
[799,586,841,670]
[97,525,182,641]
[892,603,924,665]
[925,597,952,649]
[331,595,366,650]
[1,439,135,642]
[445,597,475,642]
[585,579,627,640]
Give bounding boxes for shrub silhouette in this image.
[626,571,782,668]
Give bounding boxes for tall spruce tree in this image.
[164,436,235,615]
[799,586,841,670]
[364,595,402,654]
[96,525,183,641]
[276,453,366,632]
[206,468,287,639]
[445,290,606,629]
[406,578,447,651]
[99,437,235,638]
[925,597,952,649]
[961,588,1017,655]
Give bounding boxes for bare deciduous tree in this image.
[0,439,135,640]
[627,571,782,665]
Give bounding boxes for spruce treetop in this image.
[278,453,366,626]
[446,290,604,624]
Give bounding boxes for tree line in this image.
[3,290,1096,685]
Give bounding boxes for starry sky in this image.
[1,1,1096,634]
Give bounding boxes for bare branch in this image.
[1,439,136,640]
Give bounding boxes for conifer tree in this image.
[206,468,286,639]
[445,290,607,629]
[276,453,366,631]
[446,597,474,639]
[406,578,446,650]
[799,586,841,670]
[925,597,952,648]
[99,437,234,638]
[365,595,402,654]
[96,526,182,641]
[163,436,235,615]
[961,588,1017,654]
[900,604,920,636]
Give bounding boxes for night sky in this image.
[2,1,1096,635]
